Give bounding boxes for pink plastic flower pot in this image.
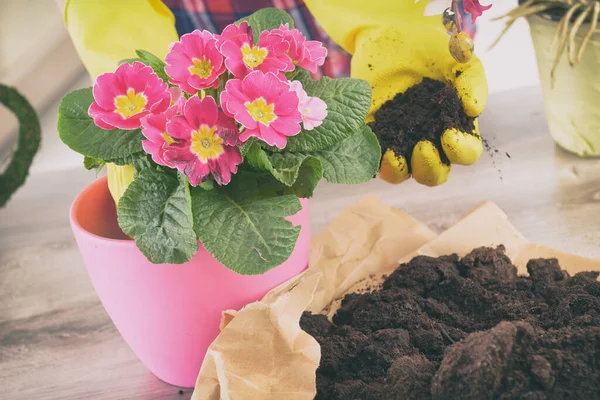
[69,176,310,388]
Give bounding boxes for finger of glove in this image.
[441,119,483,166]
[411,140,451,187]
[379,148,410,184]
[445,57,488,117]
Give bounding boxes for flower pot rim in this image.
[519,0,600,23]
[70,175,136,246]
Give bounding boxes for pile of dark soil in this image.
[300,246,600,400]
[369,78,476,166]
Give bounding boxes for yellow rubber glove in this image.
[61,0,179,203]
[305,0,488,186]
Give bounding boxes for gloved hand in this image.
[60,0,179,203]
[305,0,488,186]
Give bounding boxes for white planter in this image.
[527,12,600,156]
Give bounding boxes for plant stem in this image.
[452,0,463,33]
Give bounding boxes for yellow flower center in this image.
[245,97,276,126]
[189,56,213,79]
[190,125,223,162]
[161,132,176,145]
[241,43,268,68]
[114,88,147,118]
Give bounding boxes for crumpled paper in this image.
[192,196,599,400]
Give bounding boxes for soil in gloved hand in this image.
[369,78,476,167]
[300,246,600,400]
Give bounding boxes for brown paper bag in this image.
[192,197,599,400]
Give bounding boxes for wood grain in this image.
[1,86,599,399]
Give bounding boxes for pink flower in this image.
[141,106,179,167]
[165,30,226,94]
[164,96,242,186]
[220,71,302,149]
[289,81,327,130]
[140,87,187,167]
[463,0,492,22]
[88,61,170,130]
[217,22,293,78]
[272,24,327,73]
[168,87,186,111]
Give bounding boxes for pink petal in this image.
[141,114,167,142]
[216,22,251,48]
[100,111,146,130]
[273,90,300,116]
[289,81,309,103]
[209,146,242,185]
[305,41,327,65]
[270,114,302,137]
[128,63,155,94]
[184,160,211,186]
[188,74,220,91]
[239,127,261,143]
[258,123,288,149]
[183,96,218,129]
[163,143,194,171]
[232,108,257,129]
[216,113,240,146]
[221,41,247,77]
[464,0,492,22]
[220,79,248,116]
[166,115,194,140]
[93,73,124,110]
[142,140,173,167]
[88,102,117,130]
[172,79,200,95]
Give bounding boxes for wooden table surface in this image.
[1,86,600,400]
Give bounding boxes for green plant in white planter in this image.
[496,0,600,157]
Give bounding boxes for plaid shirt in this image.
[162,0,476,79]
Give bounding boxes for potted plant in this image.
[59,8,380,388]
[496,0,600,156]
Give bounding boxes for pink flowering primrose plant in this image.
[58,8,380,274]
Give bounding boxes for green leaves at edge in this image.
[58,87,144,160]
[309,124,381,184]
[236,8,294,44]
[245,142,322,198]
[117,168,198,264]
[247,124,380,187]
[191,184,301,275]
[277,77,373,152]
[135,49,170,84]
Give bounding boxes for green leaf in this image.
[245,142,274,173]
[310,124,381,184]
[199,179,215,191]
[285,68,311,83]
[191,185,301,275]
[245,142,322,195]
[237,8,294,44]
[58,88,144,160]
[83,156,105,171]
[283,156,322,198]
[283,77,372,152]
[135,49,170,84]
[117,169,198,264]
[267,152,321,189]
[119,57,142,65]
